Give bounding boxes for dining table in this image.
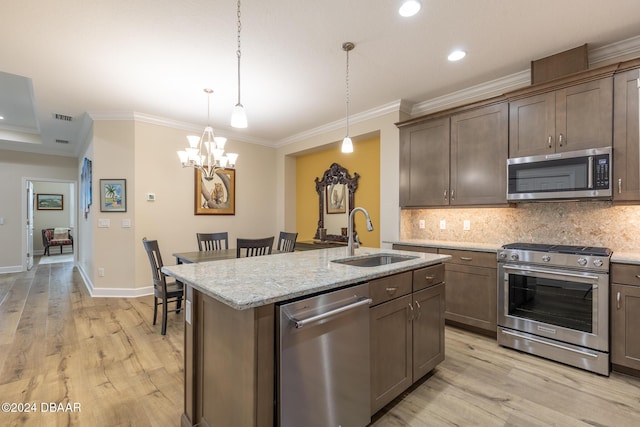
[173,248,283,264]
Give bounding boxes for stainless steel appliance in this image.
[277,283,372,427]
[497,243,611,375]
[507,146,611,201]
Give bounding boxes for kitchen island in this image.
[162,246,449,427]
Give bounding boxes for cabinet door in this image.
[444,263,497,333]
[611,283,640,371]
[613,68,640,201]
[399,117,450,207]
[370,295,412,415]
[450,102,508,205]
[509,92,556,157]
[412,284,445,381]
[555,77,613,152]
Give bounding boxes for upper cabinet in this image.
[613,65,640,201]
[509,77,613,158]
[399,102,508,207]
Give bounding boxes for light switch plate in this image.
[98,219,110,228]
[463,220,471,231]
[419,219,426,229]
[439,219,446,230]
[121,219,131,228]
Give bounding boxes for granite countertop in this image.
[611,252,640,265]
[162,247,450,310]
[388,239,501,253]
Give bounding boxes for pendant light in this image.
[230,0,248,128]
[341,42,354,154]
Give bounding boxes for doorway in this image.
[22,178,76,271]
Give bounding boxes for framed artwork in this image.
[100,179,127,212]
[326,183,347,214]
[81,157,92,218]
[195,168,235,215]
[37,194,63,210]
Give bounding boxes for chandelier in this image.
[177,88,238,181]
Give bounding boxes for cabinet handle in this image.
[617,291,621,310]
[619,178,622,194]
[424,275,435,282]
[451,189,455,200]
[415,300,421,320]
[443,189,448,201]
[547,135,553,148]
[558,133,565,147]
[385,287,398,296]
[408,303,414,321]
[635,274,640,280]
[460,256,473,261]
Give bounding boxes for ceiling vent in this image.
[55,139,69,144]
[54,113,73,122]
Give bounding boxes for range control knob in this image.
[510,253,519,261]
[542,255,551,262]
[577,257,588,266]
[593,259,604,267]
[498,252,507,259]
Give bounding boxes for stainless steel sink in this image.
[331,253,418,267]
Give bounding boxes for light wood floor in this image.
[1,259,639,426]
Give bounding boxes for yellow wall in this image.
[296,136,380,248]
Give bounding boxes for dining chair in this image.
[142,237,184,335]
[197,232,229,251]
[277,231,298,252]
[236,236,275,258]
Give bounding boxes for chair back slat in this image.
[142,238,167,293]
[236,237,275,258]
[197,232,229,251]
[277,231,298,252]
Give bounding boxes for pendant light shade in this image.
[231,0,248,128]
[341,42,355,154]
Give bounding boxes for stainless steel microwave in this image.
[507,147,612,201]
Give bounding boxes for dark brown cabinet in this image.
[369,266,445,415]
[398,102,508,207]
[439,249,497,335]
[611,264,640,374]
[613,66,640,201]
[509,78,613,157]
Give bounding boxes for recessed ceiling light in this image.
[399,0,421,17]
[448,50,467,61]
[0,115,4,120]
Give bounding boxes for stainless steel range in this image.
[497,243,611,375]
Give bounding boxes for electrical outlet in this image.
[463,220,471,231]
[419,219,426,229]
[98,267,105,277]
[439,219,446,230]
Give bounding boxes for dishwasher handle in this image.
[293,297,373,329]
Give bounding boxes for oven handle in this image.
[501,264,601,282]
[501,329,598,359]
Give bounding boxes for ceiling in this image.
[2,0,640,158]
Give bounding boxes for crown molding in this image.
[590,34,640,66]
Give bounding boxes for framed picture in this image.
[326,183,347,214]
[37,194,64,210]
[195,168,235,215]
[100,179,127,212]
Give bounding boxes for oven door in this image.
[497,263,608,352]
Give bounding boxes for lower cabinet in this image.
[611,263,640,374]
[370,267,445,415]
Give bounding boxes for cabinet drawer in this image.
[439,249,496,268]
[370,272,412,306]
[413,264,445,291]
[611,263,640,286]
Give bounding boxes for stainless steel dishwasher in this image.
[277,283,371,427]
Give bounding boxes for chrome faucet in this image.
[347,207,374,256]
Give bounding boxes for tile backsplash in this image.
[401,201,640,252]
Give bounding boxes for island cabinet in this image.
[369,265,445,415]
[508,77,613,158]
[398,101,508,207]
[610,263,640,375]
[613,64,640,202]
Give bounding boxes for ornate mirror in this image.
[314,163,359,242]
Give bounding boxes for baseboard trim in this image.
[0,265,23,274]
[76,263,153,298]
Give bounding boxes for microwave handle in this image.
[588,156,594,189]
